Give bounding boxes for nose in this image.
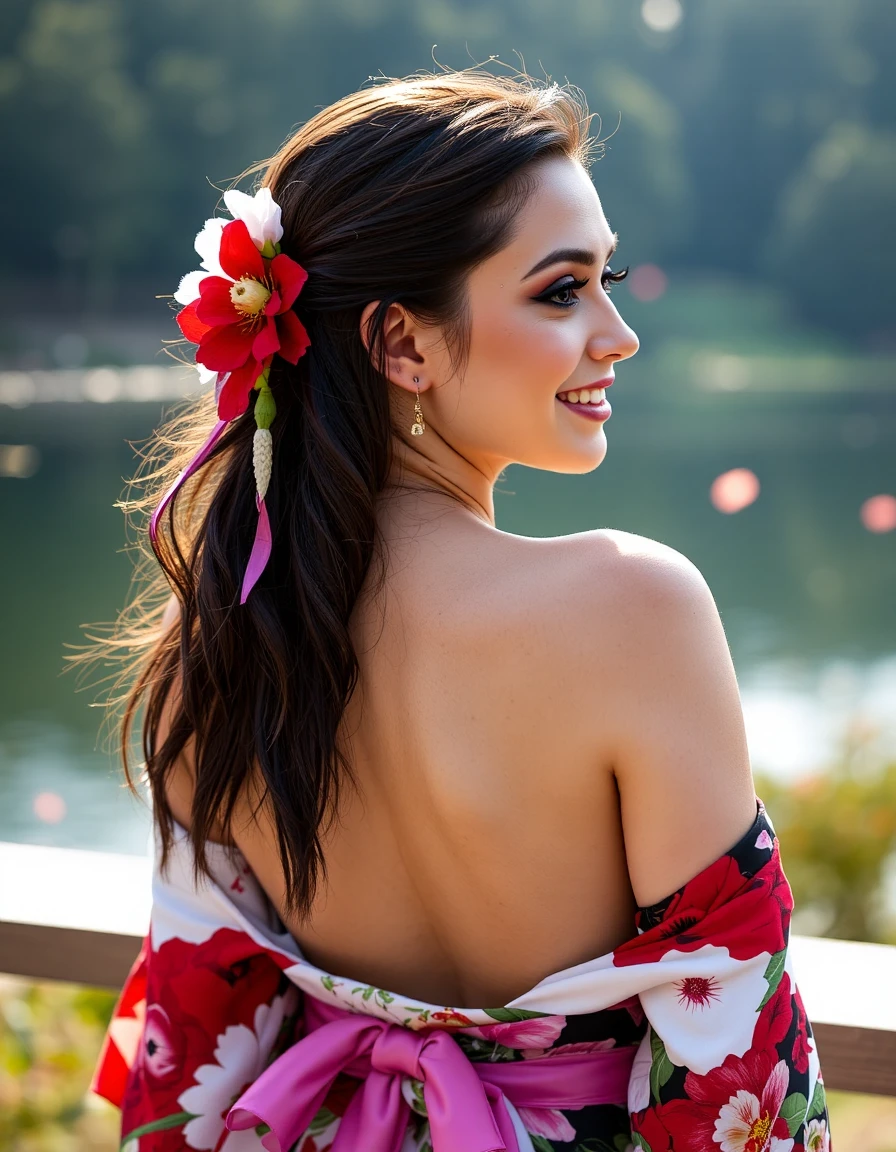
[587,302,640,365]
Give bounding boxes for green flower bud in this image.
[254,384,276,430]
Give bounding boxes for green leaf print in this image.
[307,1106,338,1135]
[632,1134,653,1152]
[574,1138,620,1152]
[483,1007,550,1023]
[648,1028,675,1100]
[321,974,341,993]
[408,1076,428,1116]
[377,988,395,1005]
[779,1092,809,1137]
[531,1136,556,1152]
[120,1112,195,1147]
[807,1078,828,1118]
[351,984,377,1001]
[455,1031,522,1062]
[758,948,787,1009]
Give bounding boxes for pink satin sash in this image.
[226,995,636,1152]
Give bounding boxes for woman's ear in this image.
[359,300,428,395]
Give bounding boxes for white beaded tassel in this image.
[253,427,273,501]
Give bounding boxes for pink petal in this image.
[276,310,311,364]
[759,1059,791,1117]
[463,1016,567,1049]
[218,219,265,282]
[270,253,309,310]
[516,1107,577,1142]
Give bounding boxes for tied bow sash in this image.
[226,995,636,1152]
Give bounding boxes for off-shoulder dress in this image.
[92,794,832,1152]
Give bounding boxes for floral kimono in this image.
[92,795,832,1152]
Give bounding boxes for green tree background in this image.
[1,0,893,346]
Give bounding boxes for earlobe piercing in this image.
[411,376,426,436]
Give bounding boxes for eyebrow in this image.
[521,233,619,281]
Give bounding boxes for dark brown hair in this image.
[70,67,595,918]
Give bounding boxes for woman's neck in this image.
[386,431,501,528]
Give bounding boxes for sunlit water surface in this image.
[2,368,894,854]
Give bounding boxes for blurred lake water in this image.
[1,352,894,855]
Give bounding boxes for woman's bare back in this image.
[165,497,758,1008]
[227,501,633,1006]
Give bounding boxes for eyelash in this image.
[536,267,630,308]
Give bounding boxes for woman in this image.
[90,69,832,1151]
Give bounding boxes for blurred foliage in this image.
[0,0,893,344]
[0,976,119,1150]
[755,722,896,946]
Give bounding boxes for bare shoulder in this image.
[556,528,759,908]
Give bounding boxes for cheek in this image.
[473,306,582,387]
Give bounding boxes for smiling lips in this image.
[557,377,613,404]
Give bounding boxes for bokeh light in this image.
[33,791,67,823]
[860,494,896,533]
[627,263,668,302]
[641,0,683,33]
[710,468,760,514]
[0,444,40,478]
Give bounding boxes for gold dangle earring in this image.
[410,376,426,436]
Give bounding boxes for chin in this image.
[524,438,608,475]
[560,429,609,474]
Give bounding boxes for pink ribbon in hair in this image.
[240,491,271,604]
[148,416,272,604]
[149,418,229,548]
[226,994,635,1152]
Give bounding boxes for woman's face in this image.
[417,153,640,477]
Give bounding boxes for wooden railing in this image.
[1,840,894,1098]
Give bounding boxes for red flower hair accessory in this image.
[150,188,311,604]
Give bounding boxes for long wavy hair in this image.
[69,68,597,919]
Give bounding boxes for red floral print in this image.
[661,1048,793,1152]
